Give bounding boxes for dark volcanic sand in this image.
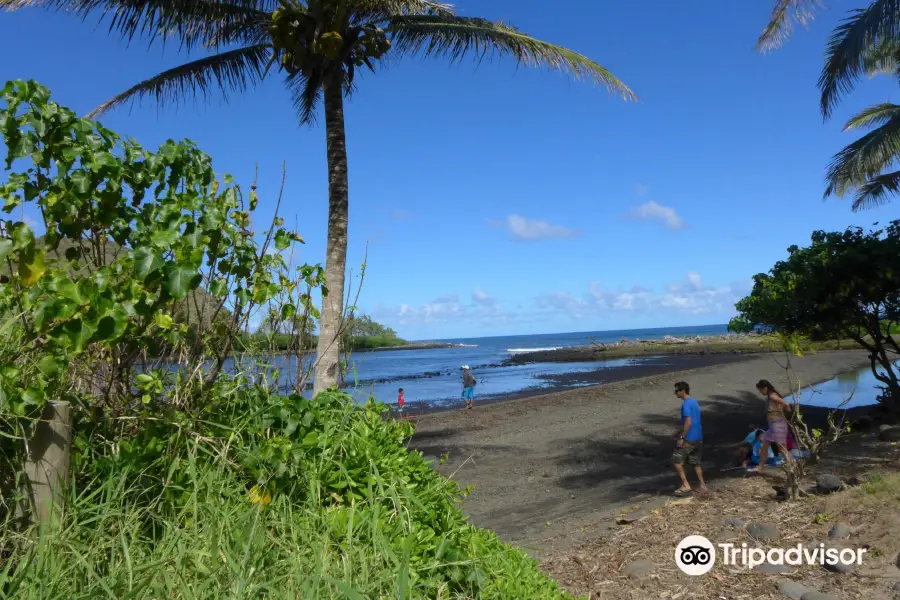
[408,350,873,555]
[397,354,751,415]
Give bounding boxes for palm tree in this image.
[818,2,900,210]
[0,0,635,395]
[757,0,826,52]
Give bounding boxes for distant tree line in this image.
[238,312,405,353]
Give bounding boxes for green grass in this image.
[0,391,575,600]
[586,337,852,359]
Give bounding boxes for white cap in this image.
[462,365,470,370]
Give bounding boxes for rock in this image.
[822,549,857,575]
[855,415,875,430]
[828,523,853,539]
[777,579,812,599]
[892,581,900,595]
[727,518,748,529]
[880,427,900,442]
[747,522,780,542]
[622,558,652,580]
[801,593,839,600]
[879,424,894,432]
[753,562,793,574]
[816,474,843,494]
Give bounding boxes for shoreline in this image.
[408,350,875,552]
[393,353,752,416]
[504,334,850,364]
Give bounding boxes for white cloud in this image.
[535,273,749,319]
[503,214,580,241]
[627,201,685,231]
[371,289,511,328]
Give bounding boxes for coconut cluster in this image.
[269,7,391,76]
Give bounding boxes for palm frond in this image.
[86,44,271,118]
[756,0,824,53]
[286,68,326,126]
[850,169,900,210]
[844,102,900,130]
[0,0,274,51]
[819,0,900,119]
[861,38,900,75]
[388,15,635,100]
[824,109,900,198]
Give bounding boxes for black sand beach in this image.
[409,350,874,554]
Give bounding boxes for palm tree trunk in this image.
[313,72,350,396]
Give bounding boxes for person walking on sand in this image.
[671,381,709,496]
[753,379,794,475]
[397,387,405,413]
[461,365,476,409]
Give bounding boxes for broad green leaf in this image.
[163,264,201,301]
[55,277,85,305]
[133,247,164,281]
[37,355,59,378]
[156,313,174,330]
[0,239,13,263]
[11,222,33,249]
[22,387,45,408]
[210,278,227,298]
[281,304,297,320]
[19,250,46,286]
[62,318,97,352]
[151,227,181,248]
[274,229,291,251]
[95,307,128,341]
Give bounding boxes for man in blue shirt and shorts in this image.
[671,381,709,496]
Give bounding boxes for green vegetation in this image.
[0,0,635,396]
[0,83,572,599]
[730,221,900,409]
[237,313,408,353]
[757,1,900,211]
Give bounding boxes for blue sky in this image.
[1,1,898,340]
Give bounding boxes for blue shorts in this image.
[462,386,475,399]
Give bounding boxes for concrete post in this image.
[23,401,72,528]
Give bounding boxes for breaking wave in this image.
[506,347,562,354]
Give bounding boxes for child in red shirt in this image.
[397,388,405,410]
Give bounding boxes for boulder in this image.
[801,593,839,600]
[622,558,653,581]
[747,522,780,542]
[880,427,900,443]
[727,518,748,529]
[777,579,812,599]
[854,415,875,431]
[816,474,843,494]
[828,523,853,540]
[753,562,793,574]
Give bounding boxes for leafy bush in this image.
[4,383,573,599]
[730,222,900,409]
[0,82,573,599]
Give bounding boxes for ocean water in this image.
[335,324,731,406]
[224,323,887,410]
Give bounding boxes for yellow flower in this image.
[249,485,272,508]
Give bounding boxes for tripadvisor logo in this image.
[674,535,868,576]
[675,535,716,576]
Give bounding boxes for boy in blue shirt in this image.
[672,381,709,496]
